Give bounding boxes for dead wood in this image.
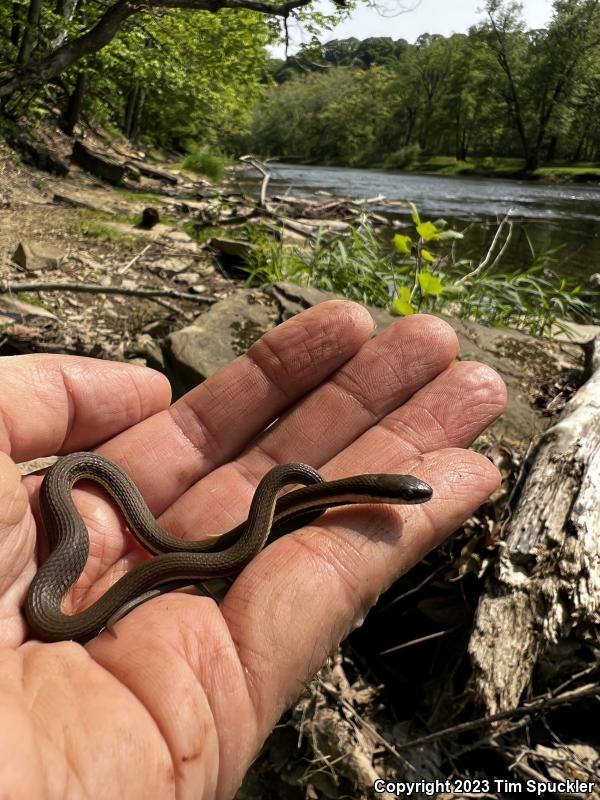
[469,337,600,713]
[0,280,215,304]
[124,159,179,185]
[239,154,271,208]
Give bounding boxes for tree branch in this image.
[0,0,315,98]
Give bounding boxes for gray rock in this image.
[11,241,63,272]
[166,289,276,395]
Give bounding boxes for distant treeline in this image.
[246,1,600,171]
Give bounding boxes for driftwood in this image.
[469,337,600,713]
[0,280,215,304]
[72,141,127,185]
[239,154,271,208]
[125,159,180,185]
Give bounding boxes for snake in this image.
[25,452,433,644]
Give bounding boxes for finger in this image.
[0,355,171,461]
[157,314,461,537]
[0,451,36,646]
[157,326,503,543]
[98,300,375,511]
[221,447,500,741]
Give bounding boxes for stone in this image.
[11,241,63,272]
[166,289,276,395]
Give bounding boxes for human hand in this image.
[0,301,506,799]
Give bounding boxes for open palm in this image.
[0,301,506,799]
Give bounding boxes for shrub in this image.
[182,149,227,182]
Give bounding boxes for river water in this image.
[248,163,600,281]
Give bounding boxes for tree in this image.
[0,0,328,101]
[477,0,600,170]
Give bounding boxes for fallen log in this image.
[125,159,180,185]
[72,141,127,185]
[468,336,600,713]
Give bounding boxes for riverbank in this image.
[404,155,600,183]
[272,155,600,184]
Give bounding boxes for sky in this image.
[270,0,554,57]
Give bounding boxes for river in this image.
[247,163,600,281]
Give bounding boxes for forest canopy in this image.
[247,1,600,171]
[0,0,345,148]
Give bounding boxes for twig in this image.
[319,681,415,772]
[380,626,460,655]
[456,210,513,285]
[390,682,599,753]
[118,243,153,274]
[0,280,215,304]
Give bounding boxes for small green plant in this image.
[240,204,597,337]
[387,204,595,335]
[182,149,227,182]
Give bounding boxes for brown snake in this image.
[25,452,433,643]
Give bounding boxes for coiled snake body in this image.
[26,453,433,643]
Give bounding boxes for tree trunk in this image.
[62,71,87,134]
[525,151,539,171]
[11,2,22,47]
[468,337,600,714]
[129,87,144,144]
[17,0,43,66]
[124,85,140,139]
[53,0,80,48]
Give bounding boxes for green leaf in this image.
[418,271,444,296]
[391,297,417,316]
[409,202,421,226]
[416,221,441,242]
[392,234,413,253]
[420,248,436,263]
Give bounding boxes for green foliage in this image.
[245,2,600,169]
[240,208,597,336]
[182,150,228,182]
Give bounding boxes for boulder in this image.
[11,241,63,272]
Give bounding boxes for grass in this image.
[181,149,228,182]
[403,156,600,181]
[115,189,168,205]
[15,292,52,310]
[67,211,140,243]
[240,222,598,337]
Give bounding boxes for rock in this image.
[0,296,58,335]
[11,241,63,272]
[207,237,256,278]
[265,282,586,451]
[166,289,276,395]
[549,319,600,344]
[71,140,126,185]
